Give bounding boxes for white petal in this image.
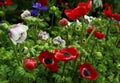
[16,32,27,43]
[9,29,20,40]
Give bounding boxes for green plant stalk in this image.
[85,39,97,62]
[71,55,81,79]
[61,62,67,83]
[105,19,112,41]
[115,33,120,47]
[51,14,54,28]
[116,40,120,48]
[84,28,96,47]
[80,17,84,44]
[65,27,69,47]
[13,45,21,65]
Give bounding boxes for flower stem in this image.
[13,45,21,65]
[61,62,67,77]
[84,28,95,47]
[80,17,84,45]
[105,19,111,41]
[61,62,67,83]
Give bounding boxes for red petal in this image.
[38,0,48,6]
[112,14,120,21]
[67,46,79,56]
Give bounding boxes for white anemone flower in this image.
[53,36,66,47]
[84,15,93,23]
[9,24,28,45]
[21,10,31,19]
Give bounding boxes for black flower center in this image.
[83,68,91,76]
[63,52,71,57]
[44,58,53,64]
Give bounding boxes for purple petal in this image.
[39,6,48,11]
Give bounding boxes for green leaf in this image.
[6,4,18,11]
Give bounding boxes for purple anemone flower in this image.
[30,9,39,16]
[32,2,48,11]
[38,31,49,40]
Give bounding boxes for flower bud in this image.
[23,57,37,71]
[59,18,68,26]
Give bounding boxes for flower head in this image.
[0,0,12,6]
[54,46,79,61]
[9,24,28,45]
[103,3,112,18]
[23,57,37,71]
[38,0,48,6]
[87,27,94,34]
[21,10,31,19]
[32,2,48,11]
[38,31,49,41]
[59,18,68,26]
[38,50,58,72]
[53,36,66,47]
[30,9,39,16]
[111,14,120,21]
[84,15,93,23]
[80,62,98,80]
[94,31,105,39]
[64,0,92,20]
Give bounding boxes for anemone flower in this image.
[0,0,12,6]
[32,2,48,11]
[80,62,98,80]
[64,0,92,20]
[30,2,48,16]
[38,0,48,6]
[23,57,37,71]
[94,31,105,39]
[103,3,112,18]
[8,24,28,45]
[38,50,58,72]
[38,31,49,41]
[21,10,31,19]
[59,18,68,26]
[54,46,79,61]
[30,9,39,16]
[103,3,120,21]
[84,15,93,23]
[53,36,66,47]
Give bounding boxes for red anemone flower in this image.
[38,0,48,6]
[64,0,92,20]
[38,50,58,72]
[54,46,79,61]
[80,62,98,80]
[94,31,105,39]
[0,0,12,6]
[111,14,120,21]
[87,27,94,34]
[23,57,37,71]
[103,4,112,18]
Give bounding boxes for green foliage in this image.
[0,0,120,83]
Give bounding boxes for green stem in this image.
[61,62,67,77]
[80,18,84,44]
[61,62,67,83]
[13,45,21,65]
[116,40,120,48]
[105,19,111,41]
[85,40,97,62]
[84,28,96,47]
[71,55,81,79]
